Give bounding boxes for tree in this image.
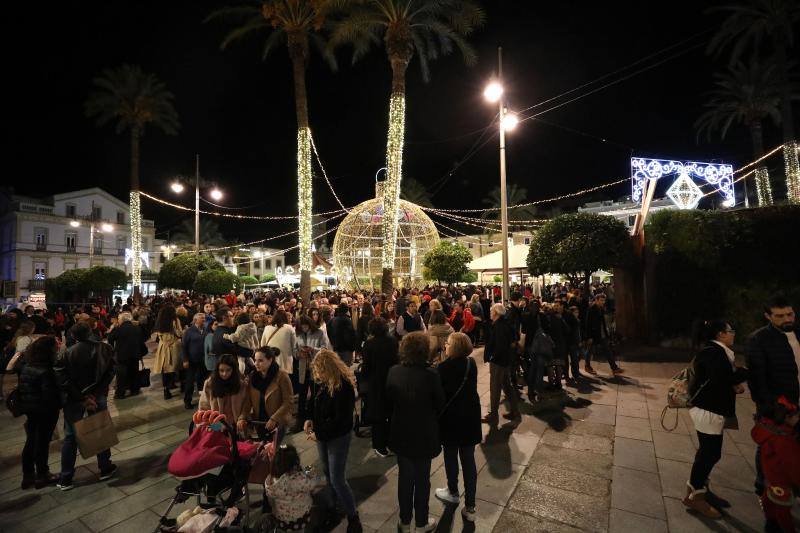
[527,213,630,289]
[194,270,240,295]
[171,218,228,249]
[85,65,180,298]
[239,275,259,287]
[330,0,485,294]
[83,266,127,292]
[708,0,800,201]
[423,241,473,284]
[696,60,785,205]
[46,266,126,301]
[158,254,225,290]
[260,273,277,282]
[400,177,433,207]
[481,183,538,230]
[207,1,337,305]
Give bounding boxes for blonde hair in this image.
[447,332,473,359]
[428,299,442,312]
[311,349,356,395]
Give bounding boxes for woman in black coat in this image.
[360,317,398,456]
[16,336,62,489]
[435,332,481,522]
[386,332,445,533]
[683,319,747,520]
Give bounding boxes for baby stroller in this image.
[154,411,271,533]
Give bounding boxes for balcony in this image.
[28,279,46,291]
[35,242,47,251]
[117,248,126,256]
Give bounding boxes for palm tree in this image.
[330,0,485,294]
[85,65,179,299]
[695,60,785,206]
[171,218,228,249]
[481,183,538,237]
[708,0,800,201]
[207,1,337,304]
[400,177,433,207]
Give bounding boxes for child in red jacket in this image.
[751,396,800,533]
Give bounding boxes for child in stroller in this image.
[155,410,275,533]
[263,444,324,532]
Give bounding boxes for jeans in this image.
[397,455,432,527]
[689,431,723,489]
[183,361,207,405]
[592,339,619,371]
[443,445,477,508]
[528,355,547,394]
[114,358,140,397]
[22,410,60,477]
[566,347,582,379]
[60,396,113,481]
[317,432,357,517]
[489,362,519,419]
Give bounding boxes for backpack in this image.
[528,329,555,362]
[660,360,708,431]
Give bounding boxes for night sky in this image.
[7,0,790,260]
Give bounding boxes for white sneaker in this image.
[461,506,476,522]
[418,519,437,532]
[435,487,459,504]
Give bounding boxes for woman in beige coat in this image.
[153,304,183,400]
[199,354,249,432]
[427,310,454,364]
[243,346,293,443]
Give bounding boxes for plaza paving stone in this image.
[0,349,784,532]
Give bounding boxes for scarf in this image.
[250,361,279,421]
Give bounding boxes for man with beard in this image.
[746,294,799,495]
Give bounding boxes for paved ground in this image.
[0,348,787,532]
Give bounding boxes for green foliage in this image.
[158,254,225,290]
[239,275,259,287]
[260,273,276,283]
[194,270,240,296]
[493,275,503,283]
[400,178,434,208]
[423,241,473,284]
[527,213,630,283]
[84,266,127,291]
[46,266,126,301]
[645,206,800,337]
[462,271,478,283]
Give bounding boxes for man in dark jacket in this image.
[54,321,116,490]
[746,295,799,494]
[482,303,520,426]
[210,308,238,360]
[585,294,623,376]
[107,312,147,399]
[182,313,208,409]
[361,317,399,456]
[328,305,356,365]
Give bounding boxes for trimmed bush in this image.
[158,254,225,290]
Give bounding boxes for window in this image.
[143,238,149,251]
[627,215,636,227]
[65,232,77,252]
[468,242,474,249]
[265,259,272,270]
[117,235,126,255]
[92,205,102,220]
[66,204,76,217]
[117,211,125,224]
[34,262,46,280]
[523,237,531,245]
[276,259,283,268]
[93,235,103,253]
[34,227,47,250]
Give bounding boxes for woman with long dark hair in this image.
[17,336,61,489]
[153,304,183,399]
[244,346,293,442]
[683,319,747,519]
[199,354,249,433]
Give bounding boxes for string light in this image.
[665,172,704,210]
[754,167,773,206]
[129,191,142,291]
[631,158,734,206]
[736,143,785,175]
[382,93,405,273]
[173,212,345,254]
[785,141,800,204]
[224,224,340,268]
[309,133,349,212]
[298,127,313,275]
[427,209,548,225]
[139,191,346,220]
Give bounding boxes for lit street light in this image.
[101,223,113,232]
[69,220,80,228]
[484,46,516,304]
[210,188,223,201]
[170,182,185,193]
[171,154,223,254]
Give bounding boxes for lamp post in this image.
[484,47,518,304]
[171,154,223,255]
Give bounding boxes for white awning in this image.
[468,244,530,272]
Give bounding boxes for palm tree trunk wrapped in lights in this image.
[297,126,313,293]
[785,141,800,203]
[129,191,143,290]
[754,167,773,206]
[382,92,406,294]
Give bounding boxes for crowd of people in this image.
[1,285,798,532]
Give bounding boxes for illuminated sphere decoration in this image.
[333,182,440,290]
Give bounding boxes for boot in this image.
[163,388,172,400]
[346,514,363,533]
[34,471,59,489]
[704,481,731,509]
[682,483,722,519]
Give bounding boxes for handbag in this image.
[5,387,23,417]
[73,409,119,459]
[248,429,279,484]
[138,359,151,388]
[439,357,472,417]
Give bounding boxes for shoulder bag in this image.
[439,357,472,417]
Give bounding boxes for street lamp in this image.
[69,220,80,228]
[484,46,515,304]
[171,154,223,254]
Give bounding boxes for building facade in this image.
[577,196,676,230]
[451,230,536,261]
[0,188,162,303]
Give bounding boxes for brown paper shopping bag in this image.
[73,410,119,459]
